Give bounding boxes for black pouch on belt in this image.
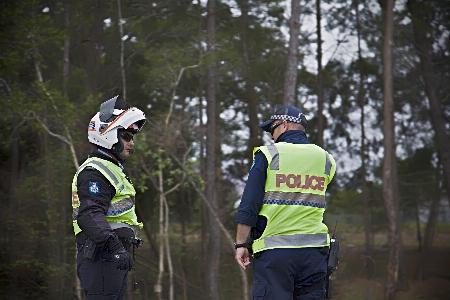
[83,237,98,260]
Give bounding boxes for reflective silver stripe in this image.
[266,145,279,170]
[89,160,119,186]
[107,197,134,217]
[73,197,135,221]
[76,160,92,175]
[324,151,332,176]
[77,159,124,192]
[263,191,326,207]
[109,222,139,236]
[263,233,328,248]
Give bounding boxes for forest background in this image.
[0,0,449,299]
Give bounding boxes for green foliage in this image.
[327,189,365,214]
[0,0,449,298]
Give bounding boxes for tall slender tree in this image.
[204,0,221,298]
[379,0,402,298]
[408,0,450,204]
[355,0,374,279]
[117,0,127,99]
[408,0,450,280]
[283,0,301,105]
[316,0,324,147]
[240,0,263,167]
[62,0,70,96]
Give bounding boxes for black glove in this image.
[105,237,134,271]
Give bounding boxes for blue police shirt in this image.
[235,130,310,232]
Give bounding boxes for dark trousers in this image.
[77,245,128,300]
[251,248,327,300]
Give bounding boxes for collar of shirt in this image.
[91,149,125,170]
[275,130,309,144]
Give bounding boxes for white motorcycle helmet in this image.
[88,95,146,159]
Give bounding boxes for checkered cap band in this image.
[258,105,308,132]
[270,114,305,124]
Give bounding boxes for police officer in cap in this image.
[72,95,146,299]
[234,105,336,300]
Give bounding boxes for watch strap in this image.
[234,242,247,249]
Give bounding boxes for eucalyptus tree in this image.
[218,0,304,181]
[283,0,302,105]
[204,0,222,298]
[323,0,385,278]
[379,0,404,298]
[62,0,70,96]
[408,0,450,212]
[237,0,264,169]
[120,1,245,297]
[120,3,204,298]
[407,0,450,280]
[0,1,95,299]
[0,1,155,299]
[352,0,373,278]
[316,0,325,147]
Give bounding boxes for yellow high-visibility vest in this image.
[252,143,336,254]
[71,157,143,236]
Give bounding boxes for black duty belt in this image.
[75,227,138,251]
[293,277,326,297]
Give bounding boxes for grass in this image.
[134,222,450,299]
[325,223,450,300]
[221,223,450,300]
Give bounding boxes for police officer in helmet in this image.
[234,105,336,300]
[72,95,146,299]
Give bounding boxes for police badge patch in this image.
[88,181,100,196]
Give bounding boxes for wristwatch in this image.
[233,242,247,249]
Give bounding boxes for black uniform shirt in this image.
[76,149,122,245]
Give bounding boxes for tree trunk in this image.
[86,1,105,95]
[62,0,70,96]
[355,0,374,279]
[155,165,165,300]
[197,2,209,262]
[10,124,20,213]
[415,166,441,279]
[34,41,81,299]
[204,1,221,299]
[283,0,301,105]
[135,202,159,257]
[179,190,188,300]
[408,0,450,203]
[117,0,127,99]
[316,0,324,147]
[240,0,262,168]
[150,151,185,300]
[164,197,174,300]
[380,0,402,298]
[414,199,422,252]
[61,3,71,297]
[187,177,250,300]
[43,128,59,300]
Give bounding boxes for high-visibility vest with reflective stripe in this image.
[251,142,336,253]
[71,157,143,236]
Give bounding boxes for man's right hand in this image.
[106,238,134,271]
[109,247,134,271]
[235,247,251,270]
